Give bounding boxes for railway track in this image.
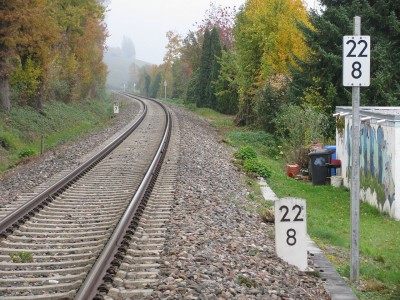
[0,94,177,299]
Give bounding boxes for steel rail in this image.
[75,96,172,299]
[0,95,147,236]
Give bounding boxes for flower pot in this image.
[286,164,300,178]
[331,176,343,188]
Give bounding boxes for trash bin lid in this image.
[324,145,336,151]
[308,149,332,156]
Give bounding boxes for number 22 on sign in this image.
[274,198,307,271]
[343,35,370,86]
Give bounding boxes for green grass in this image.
[230,131,400,300]
[0,94,115,172]
[165,100,400,300]
[165,98,236,133]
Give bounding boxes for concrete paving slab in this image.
[259,178,279,201]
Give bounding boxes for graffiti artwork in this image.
[346,123,395,211]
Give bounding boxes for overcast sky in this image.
[105,0,318,65]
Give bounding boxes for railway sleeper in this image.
[0,245,102,254]
[12,229,112,238]
[119,262,160,271]
[17,223,114,232]
[0,272,86,286]
[0,252,94,262]
[0,290,76,300]
[107,287,153,298]
[0,238,108,248]
[0,265,91,276]
[0,279,82,294]
[7,234,107,242]
[19,218,117,226]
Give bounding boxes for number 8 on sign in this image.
[275,198,307,271]
[343,36,370,86]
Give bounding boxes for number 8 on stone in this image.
[275,198,307,271]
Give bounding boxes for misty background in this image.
[103,0,319,90]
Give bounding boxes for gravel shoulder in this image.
[0,99,330,299]
[144,103,329,299]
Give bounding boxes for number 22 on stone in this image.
[274,198,307,271]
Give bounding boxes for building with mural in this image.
[335,107,400,220]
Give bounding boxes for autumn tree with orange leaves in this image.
[0,0,108,111]
[233,0,311,128]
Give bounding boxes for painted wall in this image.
[336,117,399,219]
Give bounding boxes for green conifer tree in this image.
[205,27,222,109]
[291,0,400,117]
[196,29,212,107]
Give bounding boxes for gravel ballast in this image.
[144,104,329,299]
[0,98,330,299]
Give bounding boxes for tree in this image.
[149,72,162,98]
[180,31,203,75]
[171,58,190,99]
[193,28,212,107]
[190,27,222,108]
[196,2,238,49]
[137,66,151,96]
[233,0,311,125]
[0,0,59,110]
[0,1,12,111]
[55,0,107,101]
[0,0,108,110]
[158,31,183,99]
[215,50,239,115]
[163,31,182,66]
[291,0,400,120]
[205,27,222,108]
[121,36,136,61]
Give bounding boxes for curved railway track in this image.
[0,94,177,299]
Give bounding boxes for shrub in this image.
[235,146,257,160]
[228,131,281,159]
[18,148,36,158]
[274,105,328,167]
[244,158,271,179]
[10,57,41,107]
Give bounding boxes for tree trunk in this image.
[34,80,44,110]
[0,77,11,111]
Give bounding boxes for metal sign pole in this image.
[350,15,361,282]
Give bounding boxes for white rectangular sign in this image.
[275,197,307,271]
[343,35,370,86]
[113,103,119,114]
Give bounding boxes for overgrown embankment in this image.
[0,95,114,172]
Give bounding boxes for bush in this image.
[274,105,328,167]
[244,158,271,179]
[10,57,41,107]
[235,146,257,160]
[228,131,281,159]
[18,148,36,158]
[255,75,290,133]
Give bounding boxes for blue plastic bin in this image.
[324,145,336,176]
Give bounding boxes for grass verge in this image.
[0,94,115,172]
[165,98,400,300]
